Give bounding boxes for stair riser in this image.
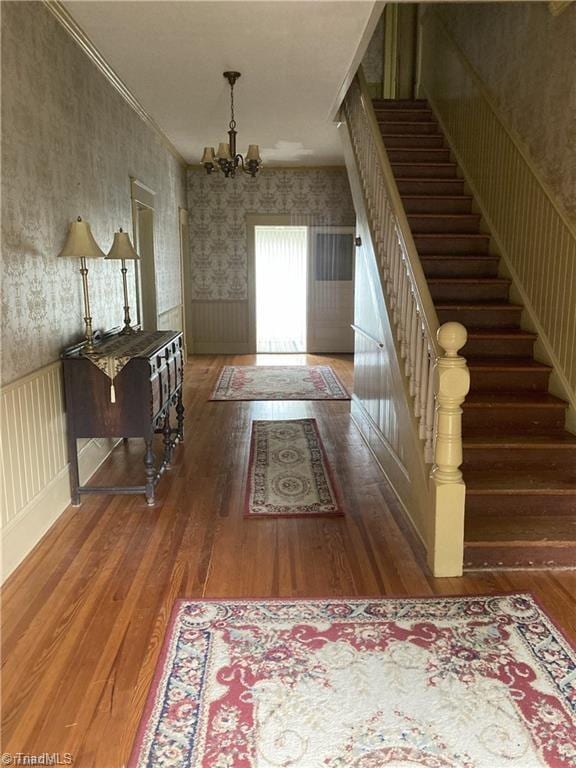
[392,164,457,179]
[408,215,481,234]
[429,284,510,302]
[437,307,522,328]
[465,496,576,517]
[415,235,490,254]
[396,180,465,195]
[373,100,428,109]
[383,135,444,149]
[463,447,576,470]
[402,197,472,214]
[463,337,535,358]
[468,369,551,393]
[422,258,499,278]
[380,122,440,136]
[464,543,576,569]
[388,149,451,163]
[375,110,435,122]
[463,407,567,436]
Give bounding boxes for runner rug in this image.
[210,365,350,401]
[129,594,576,768]
[245,419,343,518]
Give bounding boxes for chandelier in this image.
[201,71,262,178]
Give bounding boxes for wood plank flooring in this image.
[2,353,575,766]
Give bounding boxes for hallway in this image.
[2,354,575,766]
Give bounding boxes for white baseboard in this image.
[1,437,118,583]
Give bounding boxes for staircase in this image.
[374,98,576,569]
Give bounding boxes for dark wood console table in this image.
[62,328,184,506]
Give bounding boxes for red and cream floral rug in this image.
[129,595,576,768]
[210,365,350,401]
[245,419,343,518]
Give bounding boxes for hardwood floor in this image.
[2,353,575,766]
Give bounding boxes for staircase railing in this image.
[341,69,470,576]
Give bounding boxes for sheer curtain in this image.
[255,226,307,353]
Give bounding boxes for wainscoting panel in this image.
[420,10,576,419]
[190,300,251,354]
[1,361,117,582]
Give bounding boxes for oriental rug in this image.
[129,594,576,768]
[245,419,343,518]
[210,365,350,401]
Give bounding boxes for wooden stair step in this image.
[463,540,576,569]
[375,108,435,122]
[372,99,429,108]
[466,357,552,392]
[396,178,465,195]
[436,303,523,328]
[407,213,481,234]
[380,121,440,135]
[462,392,568,436]
[414,233,490,254]
[391,162,458,179]
[463,328,537,357]
[428,277,510,302]
[383,134,445,149]
[402,195,473,214]
[388,148,451,163]
[463,434,576,470]
[421,255,500,278]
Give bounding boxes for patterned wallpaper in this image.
[1,2,186,385]
[362,14,384,85]
[186,168,355,300]
[439,3,576,223]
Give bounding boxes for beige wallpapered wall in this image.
[438,2,576,223]
[362,15,384,86]
[186,168,356,300]
[1,2,186,385]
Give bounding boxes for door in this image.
[307,226,355,353]
[255,226,307,353]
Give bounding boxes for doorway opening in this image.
[255,226,307,353]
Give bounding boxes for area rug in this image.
[210,365,350,401]
[129,594,576,768]
[245,419,343,518]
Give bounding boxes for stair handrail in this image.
[343,69,448,461]
[355,68,440,351]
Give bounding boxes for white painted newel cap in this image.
[437,322,467,356]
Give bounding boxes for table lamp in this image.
[105,227,140,335]
[58,217,105,353]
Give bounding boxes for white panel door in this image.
[307,226,355,353]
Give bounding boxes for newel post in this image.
[429,322,470,577]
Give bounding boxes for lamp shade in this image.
[216,142,232,160]
[201,146,216,164]
[246,144,261,162]
[105,228,140,261]
[58,217,105,259]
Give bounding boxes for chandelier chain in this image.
[229,81,236,131]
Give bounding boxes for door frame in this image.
[246,214,306,353]
[179,206,190,358]
[130,177,157,330]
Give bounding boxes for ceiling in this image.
[63,1,380,166]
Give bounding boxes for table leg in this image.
[144,438,156,506]
[68,430,81,506]
[176,389,185,440]
[162,410,173,468]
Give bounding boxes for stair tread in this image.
[420,254,499,260]
[466,328,537,338]
[407,213,479,218]
[464,467,576,493]
[463,434,576,447]
[464,391,567,407]
[391,162,456,167]
[436,302,521,308]
[466,357,551,370]
[402,196,472,201]
[415,232,489,238]
[428,277,510,284]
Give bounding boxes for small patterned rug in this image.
[245,419,343,518]
[129,595,576,768]
[210,365,350,401]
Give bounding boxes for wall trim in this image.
[2,436,118,583]
[42,0,187,168]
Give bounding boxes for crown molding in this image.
[42,0,187,168]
